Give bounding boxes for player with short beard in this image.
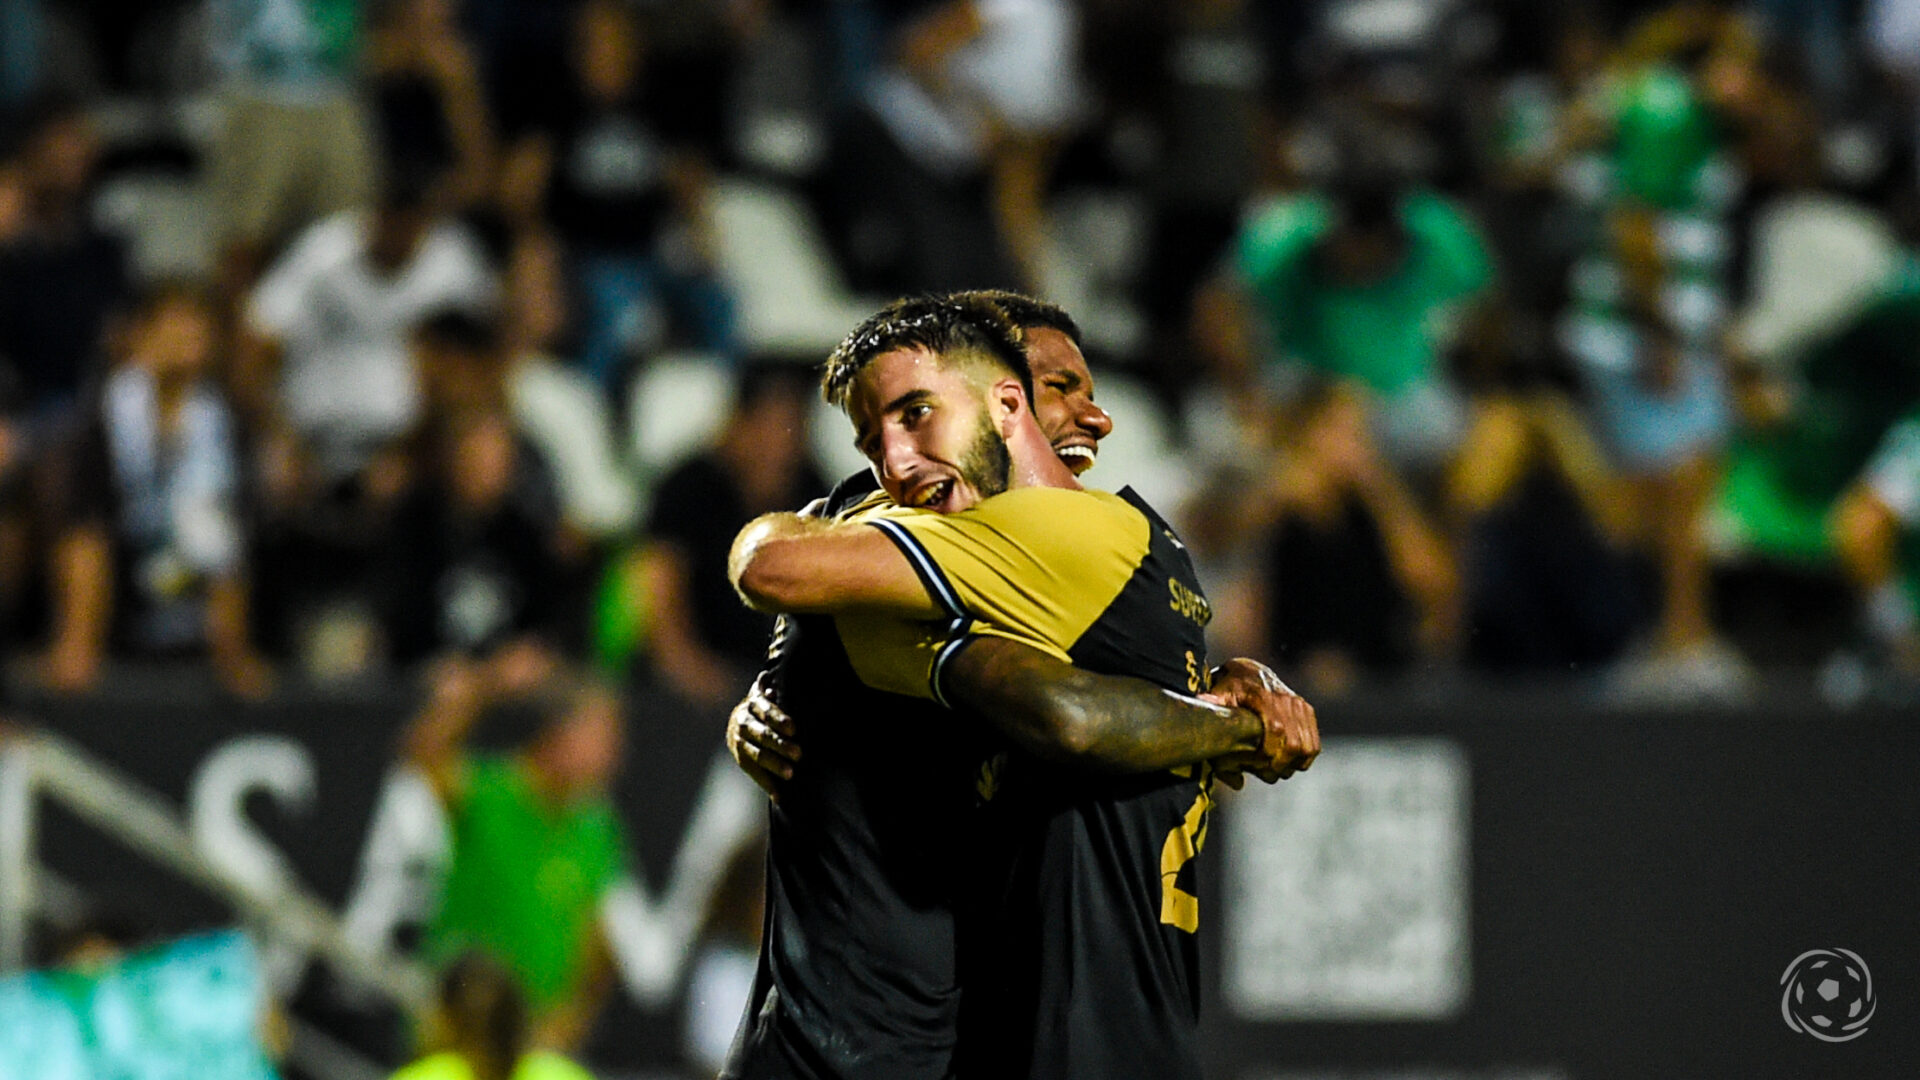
[722,295,1316,1080]
[727,291,1115,795]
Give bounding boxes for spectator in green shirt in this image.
[405,662,631,1053]
[1218,178,1494,471]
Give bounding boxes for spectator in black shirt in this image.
[381,405,572,671]
[637,362,824,707]
[498,0,737,391]
[1256,382,1459,695]
[367,0,498,211]
[0,94,129,431]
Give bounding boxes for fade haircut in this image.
[821,294,1032,411]
[956,289,1083,347]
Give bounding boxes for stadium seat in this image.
[628,351,734,476]
[96,173,216,281]
[708,176,891,357]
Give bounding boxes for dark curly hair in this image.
[955,289,1084,347]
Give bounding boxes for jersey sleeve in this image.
[847,487,1152,702]
[833,610,967,702]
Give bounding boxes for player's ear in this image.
[990,376,1028,433]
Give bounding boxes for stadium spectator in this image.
[204,0,378,295]
[1691,87,1903,656]
[378,405,574,668]
[1553,5,1754,377]
[1545,15,1776,700]
[1443,320,1643,673]
[1478,11,1612,346]
[366,0,498,212]
[1127,0,1275,382]
[405,665,631,1053]
[398,276,636,672]
[498,0,736,390]
[817,0,1086,294]
[1248,380,1459,695]
[240,170,496,673]
[37,281,270,698]
[1,98,135,654]
[1205,172,1495,473]
[238,167,496,487]
[0,94,130,430]
[635,362,824,707]
[392,952,595,1080]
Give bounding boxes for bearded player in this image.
[725,295,1316,1079]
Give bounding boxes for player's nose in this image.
[1080,400,1113,440]
[877,434,920,484]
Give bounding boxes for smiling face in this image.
[1024,326,1111,475]
[848,346,1016,514]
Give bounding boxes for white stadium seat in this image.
[629,351,734,476]
[709,176,892,358]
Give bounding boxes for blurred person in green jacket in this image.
[406,662,631,1052]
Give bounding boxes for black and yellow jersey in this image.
[852,485,1218,1080]
[724,472,990,1080]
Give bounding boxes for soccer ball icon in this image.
[1781,948,1875,1042]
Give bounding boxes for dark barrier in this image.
[1200,682,1920,1080]
[7,670,1917,1079]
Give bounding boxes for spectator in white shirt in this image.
[240,168,496,494]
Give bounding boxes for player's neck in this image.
[1006,422,1082,492]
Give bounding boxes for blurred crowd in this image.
[4,0,1920,715]
[8,0,1920,710]
[5,0,1920,1072]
